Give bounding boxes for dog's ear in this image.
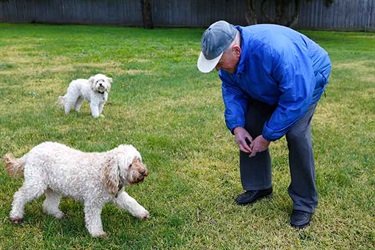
[102,156,120,195]
[88,76,96,91]
[107,77,112,92]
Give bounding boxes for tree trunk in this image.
[245,0,257,25]
[286,0,301,27]
[261,0,301,27]
[141,0,153,29]
[261,0,275,23]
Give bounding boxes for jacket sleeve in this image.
[220,72,249,134]
[262,44,316,141]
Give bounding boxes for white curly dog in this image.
[4,142,149,238]
[58,74,112,118]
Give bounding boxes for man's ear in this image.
[233,45,241,57]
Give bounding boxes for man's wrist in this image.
[232,127,243,135]
[260,135,271,143]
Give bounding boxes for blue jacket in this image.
[220,24,331,141]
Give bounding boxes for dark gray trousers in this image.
[239,98,318,213]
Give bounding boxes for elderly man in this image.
[197,20,331,229]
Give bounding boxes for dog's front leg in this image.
[84,201,107,238]
[98,103,104,115]
[113,191,149,219]
[90,103,100,118]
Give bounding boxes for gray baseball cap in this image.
[197,20,237,73]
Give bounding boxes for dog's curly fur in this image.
[4,142,149,238]
[58,74,112,118]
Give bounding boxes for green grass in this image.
[0,23,374,249]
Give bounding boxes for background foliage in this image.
[0,23,374,249]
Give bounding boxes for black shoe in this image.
[234,187,273,205]
[290,210,312,229]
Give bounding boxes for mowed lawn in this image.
[0,23,374,249]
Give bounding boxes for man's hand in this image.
[233,127,253,153]
[249,135,270,157]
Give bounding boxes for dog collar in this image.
[115,182,124,198]
[115,174,126,198]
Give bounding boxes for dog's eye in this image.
[129,164,132,168]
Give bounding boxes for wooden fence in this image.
[0,0,374,31]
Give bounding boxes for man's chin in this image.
[223,69,235,74]
[221,67,237,74]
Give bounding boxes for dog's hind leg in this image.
[84,201,107,237]
[43,188,64,218]
[74,96,84,112]
[64,98,75,114]
[10,179,47,224]
[63,93,80,114]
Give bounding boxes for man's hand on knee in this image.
[233,127,253,154]
[249,135,270,157]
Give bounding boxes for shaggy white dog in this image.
[4,142,149,238]
[58,74,112,118]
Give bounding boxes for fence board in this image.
[0,0,374,31]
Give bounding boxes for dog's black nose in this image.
[140,169,148,176]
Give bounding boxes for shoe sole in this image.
[290,221,310,229]
[290,211,313,229]
[235,193,273,206]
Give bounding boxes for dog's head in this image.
[102,145,148,195]
[88,74,112,93]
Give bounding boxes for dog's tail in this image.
[4,153,25,178]
[57,96,65,109]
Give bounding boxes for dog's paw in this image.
[10,217,24,224]
[99,232,108,238]
[136,210,150,219]
[91,231,108,238]
[54,211,65,219]
[43,207,65,219]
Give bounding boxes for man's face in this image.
[215,45,241,74]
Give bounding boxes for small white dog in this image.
[4,142,149,238]
[58,74,112,118]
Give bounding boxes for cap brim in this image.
[197,51,223,73]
